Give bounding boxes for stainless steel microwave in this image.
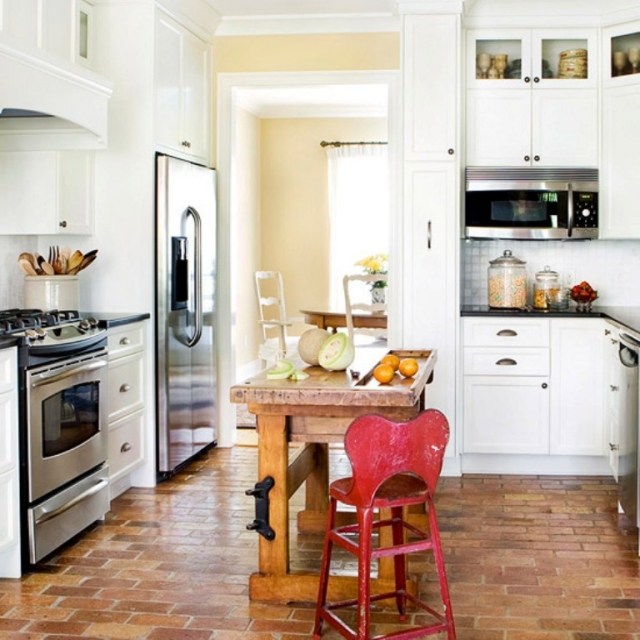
[465,167,598,240]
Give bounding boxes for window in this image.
[326,144,389,308]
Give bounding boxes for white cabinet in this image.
[549,319,604,456]
[1,0,95,69]
[107,322,146,495]
[462,317,606,463]
[462,317,550,454]
[601,23,640,239]
[0,151,94,235]
[0,348,20,578]
[466,29,598,167]
[401,9,460,467]
[155,10,211,165]
[403,14,459,162]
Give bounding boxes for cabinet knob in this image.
[120,442,132,453]
[181,140,192,148]
[524,76,531,83]
[447,148,454,155]
[533,155,540,162]
[120,383,131,393]
[533,76,540,83]
[119,337,130,345]
[59,220,68,228]
[609,442,619,451]
[524,155,530,162]
[610,385,619,392]
[541,382,548,389]
[605,329,611,335]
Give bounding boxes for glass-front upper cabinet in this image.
[604,22,640,86]
[467,29,598,88]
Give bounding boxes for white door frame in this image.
[215,70,401,447]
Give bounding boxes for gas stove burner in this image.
[0,309,83,336]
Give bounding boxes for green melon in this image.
[317,333,355,371]
[297,328,331,366]
[266,360,295,380]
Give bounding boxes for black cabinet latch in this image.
[246,476,275,540]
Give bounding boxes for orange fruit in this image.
[398,358,419,378]
[380,354,400,371]
[373,363,395,384]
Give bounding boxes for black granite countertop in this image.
[84,311,151,329]
[461,305,640,336]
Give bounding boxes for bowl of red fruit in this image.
[570,281,598,312]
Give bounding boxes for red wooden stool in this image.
[312,409,456,640]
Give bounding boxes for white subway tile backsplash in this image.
[0,236,36,309]
[461,239,640,307]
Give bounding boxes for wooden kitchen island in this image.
[230,348,436,604]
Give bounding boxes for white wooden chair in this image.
[342,273,388,346]
[255,270,296,363]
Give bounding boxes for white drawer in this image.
[108,409,145,479]
[464,346,550,376]
[107,352,144,421]
[463,317,550,347]
[108,323,145,360]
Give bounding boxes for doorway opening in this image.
[216,71,400,447]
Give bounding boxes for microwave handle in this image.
[567,182,574,238]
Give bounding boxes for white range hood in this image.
[0,40,112,151]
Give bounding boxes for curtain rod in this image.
[320,140,387,148]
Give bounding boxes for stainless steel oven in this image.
[25,349,109,564]
[0,309,111,567]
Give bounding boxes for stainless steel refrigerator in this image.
[156,154,217,477]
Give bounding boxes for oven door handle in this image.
[30,359,107,388]
[34,478,108,525]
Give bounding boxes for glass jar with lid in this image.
[533,265,560,309]
[487,250,527,308]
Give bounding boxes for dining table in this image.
[300,308,387,333]
[229,347,437,604]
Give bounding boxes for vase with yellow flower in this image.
[355,253,388,305]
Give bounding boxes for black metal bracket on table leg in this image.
[246,476,276,540]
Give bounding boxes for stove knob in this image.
[25,329,38,341]
[87,317,99,328]
[35,328,47,340]
[78,319,91,331]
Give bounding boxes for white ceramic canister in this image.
[24,275,80,311]
[487,250,527,309]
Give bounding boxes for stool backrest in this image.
[342,409,450,507]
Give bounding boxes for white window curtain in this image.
[326,143,389,309]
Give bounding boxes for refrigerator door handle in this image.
[185,206,203,347]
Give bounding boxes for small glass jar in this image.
[488,250,527,309]
[533,266,560,310]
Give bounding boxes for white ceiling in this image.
[235,84,388,119]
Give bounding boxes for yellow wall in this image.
[214,32,398,371]
[260,117,387,337]
[214,33,400,73]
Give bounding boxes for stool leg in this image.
[313,497,337,639]
[390,505,407,618]
[356,506,374,640]
[427,496,456,640]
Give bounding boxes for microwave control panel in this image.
[573,192,598,228]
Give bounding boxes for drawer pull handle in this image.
[120,383,131,393]
[119,337,131,345]
[121,442,132,453]
[496,358,517,366]
[497,329,518,337]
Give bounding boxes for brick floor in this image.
[1,443,639,639]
